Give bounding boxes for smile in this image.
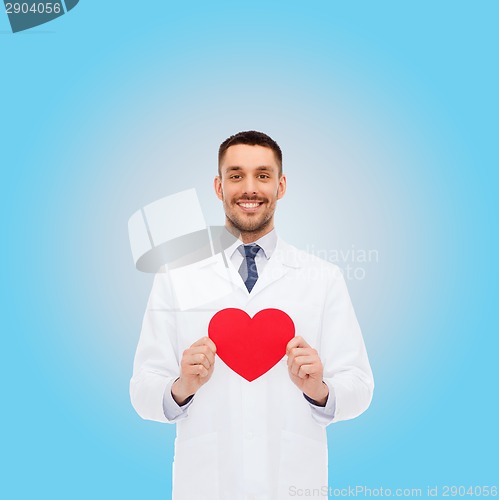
[237,201,263,211]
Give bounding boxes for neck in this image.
[225,220,274,244]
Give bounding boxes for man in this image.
[130,131,374,500]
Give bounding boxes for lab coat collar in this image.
[211,236,302,299]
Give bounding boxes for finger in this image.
[289,357,321,377]
[191,336,217,352]
[185,364,209,377]
[203,337,217,352]
[298,363,321,379]
[287,347,315,358]
[291,355,319,367]
[288,357,313,377]
[289,361,301,377]
[186,346,216,364]
[185,353,212,370]
[286,336,310,353]
[286,348,316,366]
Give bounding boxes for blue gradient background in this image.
[1,1,497,498]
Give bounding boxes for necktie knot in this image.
[240,244,261,259]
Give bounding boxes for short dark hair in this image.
[218,130,283,177]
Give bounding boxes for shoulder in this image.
[277,238,343,277]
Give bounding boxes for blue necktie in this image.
[238,244,261,292]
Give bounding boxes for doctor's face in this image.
[214,144,286,243]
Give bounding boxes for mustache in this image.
[236,196,267,202]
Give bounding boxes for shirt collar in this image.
[226,228,277,261]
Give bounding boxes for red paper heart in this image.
[208,308,295,382]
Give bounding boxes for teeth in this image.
[239,202,260,208]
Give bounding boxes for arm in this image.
[129,272,183,423]
[319,266,374,425]
[130,272,217,423]
[286,266,374,426]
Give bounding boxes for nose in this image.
[242,176,258,195]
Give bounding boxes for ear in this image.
[214,176,224,201]
[277,175,287,200]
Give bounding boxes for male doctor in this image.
[130,131,374,500]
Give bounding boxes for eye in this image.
[258,174,270,179]
[230,174,242,180]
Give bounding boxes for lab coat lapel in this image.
[245,238,301,299]
[206,237,301,299]
[209,248,248,294]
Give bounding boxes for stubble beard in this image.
[224,198,276,239]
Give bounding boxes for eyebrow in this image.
[224,165,274,173]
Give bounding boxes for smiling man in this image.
[130,131,374,500]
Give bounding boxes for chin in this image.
[234,217,271,234]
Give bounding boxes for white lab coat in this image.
[130,238,374,500]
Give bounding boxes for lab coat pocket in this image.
[277,429,328,498]
[172,431,219,500]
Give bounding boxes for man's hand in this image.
[286,336,329,406]
[171,336,217,405]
